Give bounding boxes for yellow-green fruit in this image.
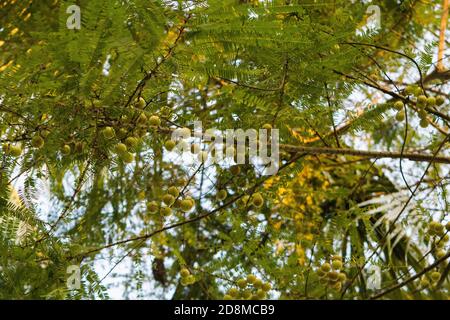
[102,126,115,139]
[332,281,342,291]
[40,129,51,138]
[320,263,331,273]
[181,278,190,286]
[180,268,190,278]
[186,275,195,284]
[223,294,232,300]
[115,143,127,154]
[419,118,429,128]
[168,186,180,197]
[160,206,172,216]
[62,144,71,155]
[256,289,266,299]
[262,123,272,130]
[216,189,228,201]
[436,96,445,106]
[240,195,250,207]
[246,274,257,284]
[338,273,347,282]
[120,151,134,163]
[331,255,342,261]
[165,140,176,151]
[162,194,175,206]
[435,250,446,259]
[414,87,423,97]
[417,95,427,105]
[328,271,339,282]
[253,278,263,289]
[418,108,427,119]
[395,111,405,122]
[180,198,194,212]
[426,96,436,107]
[228,288,239,298]
[137,113,148,125]
[331,260,343,270]
[137,191,146,201]
[251,193,264,208]
[446,222,450,232]
[149,115,161,126]
[147,201,159,214]
[230,165,241,175]
[241,290,252,300]
[262,282,272,292]
[236,278,247,289]
[394,101,404,110]
[137,97,146,108]
[431,271,441,282]
[405,86,415,95]
[31,135,44,148]
[420,278,430,287]
[125,136,139,149]
[9,145,22,157]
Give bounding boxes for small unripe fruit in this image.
[426,97,436,107]
[338,273,347,282]
[149,115,161,126]
[9,145,22,157]
[216,189,228,201]
[125,136,139,149]
[419,278,430,287]
[102,126,115,139]
[331,260,343,270]
[120,151,134,163]
[417,95,427,105]
[241,290,252,300]
[332,281,342,291]
[445,222,450,232]
[180,198,194,212]
[436,96,445,106]
[168,186,180,197]
[246,274,257,284]
[223,294,232,300]
[230,165,241,175]
[393,101,404,110]
[160,206,172,216]
[435,249,446,259]
[185,275,195,284]
[165,140,176,151]
[240,195,251,207]
[31,135,44,148]
[62,144,71,155]
[320,263,331,273]
[414,87,423,97]
[251,193,264,208]
[331,255,342,261]
[395,111,405,122]
[405,86,415,95]
[262,282,272,292]
[137,113,148,125]
[228,288,239,297]
[253,278,263,289]
[236,278,247,289]
[114,143,127,154]
[162,194,175,206]
[137,97,146,108]
[256,289,266,299]
[181,278,190,286]
[147,201,158,214]
[328,271,339,282]
[419,118,429,128]
[180,268,190,278]
[418,108,427,119]
[431,271,441,282]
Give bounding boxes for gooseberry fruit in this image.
[102,126,115,140]
[62,144,71,155]
[115,143,127,154]
[216,189,228,201]
[162,194,175,206]
[262,282,272,292]
[426,97,436,107]
[137,97,146,108]
[31,135,44,148]
[419,118,429,128]
[228,288,239,297]
[120,151,134,163]
[168,186,180,197]
[395,111,405,122]
[180,198,194,212]
[9,145,22,157]
[165,140,176,151]
[331,260,343,270]
[147,201,158,214]
[149,115,161,126]
[436,96,445,106]
[251,193,264,208]
[417,95,427,105]
[393,101,404,110]
[180,268,190,278]
[431,271,441,282]
[320,263,331,273]
[236,278,247,289]
[246,274,257,284]
[160,206,172,216]
[125,136,139,149]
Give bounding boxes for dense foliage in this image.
[1,0,450,300]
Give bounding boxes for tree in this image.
[0,0,449,300]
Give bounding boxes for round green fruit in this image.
[9,145,22,157]
[102,126,115,139]
[180,268,190,278]
[149,115,161,126]
[419,118,429,128]
[62,144,71,155]
[246,274,257,284]
[426,97,436,107]
[320,263,331,273]
[216,189,228,201]
[162,194,175,206]
[393,101,404,110]
[137,113,148,125]
[446,222,450,232]
[168,186,180,197]
[256,289,266,299]
[137,97,146,108]
[160,206,172,216]
[236,278,247,289]
[147,201,159,214]
[253,278,263,289]
[418,108,427,119]
[180,198,194,212]
[404,86,415,95]
[436,96,445,106]
[435,249,446,259]
[31,135,44,148]
[120,151,134,163]
[251,193,264,208]
[125,136,139,149]
[338,273,347,282]
[241,290,252,300]
[165,140,176,151]
[230,165,241,175]
[262,282,272,292]
[228,288,239,297]
[417,95,427,105]
[331,260,343,270]
[431,271,441,282]
[395,111,405,122]
[114,143,127,154]
[223,294,232,300]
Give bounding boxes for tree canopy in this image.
[0,0,450,300]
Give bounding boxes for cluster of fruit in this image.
[239,192,264,208]
[223,274,272,300]
[180,267,196,286]
[419,271,442,289]
[393,86,446,128]
[147,186,195,216]
[428,221,450,260]
[316,256,346,291]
